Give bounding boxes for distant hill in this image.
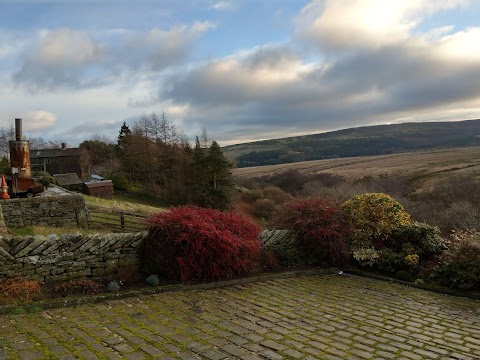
[223,119,480,167]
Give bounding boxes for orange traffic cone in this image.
[1,175,10,199]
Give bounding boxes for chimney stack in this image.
[9,117,31,181]
[15,118,22,141]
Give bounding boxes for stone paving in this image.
[0,274,480,359]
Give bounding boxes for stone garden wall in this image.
[0,230,299,283]
[261,229,305,266]
[0,232,145,282]
[0,194,88,229]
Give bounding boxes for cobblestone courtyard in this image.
[1,274,479,359]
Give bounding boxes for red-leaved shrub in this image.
[54,279,103,295]
[271,198,350,266]
[141,206,261,282]
[0,277,41,304]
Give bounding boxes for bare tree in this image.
[200,128,210,149]
[0,125,14,157]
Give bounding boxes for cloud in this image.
[36,28,101,65]
[159,16,480,144]
[66,119,121,136]
[113,21,215,71]
[294,0,467,50]
[211,1,234,11]
[21,111,57,132]
[13,28,104,90]
[12,22,214,91]
[162,44,313,106]
[0,36,16,59]
[433,27,480,61]
[52,118,125,146]
[4,1,480,147]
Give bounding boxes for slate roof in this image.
[30,148,81,159]
[53,173,83,186]
[84,180,113,188]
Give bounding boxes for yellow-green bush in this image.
[404,254,419,269]
[341,193,412,250]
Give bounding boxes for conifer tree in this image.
[191,136,209,206]
[206,140,232,210]
[116,121,134,180]
[116,121,131,153]
[191,138,232,210]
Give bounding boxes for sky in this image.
[1,0,480,147]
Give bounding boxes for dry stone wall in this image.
[261,229,306,266]
[0,194,88,229]
[0,229,300,283]
[0,232,145,282]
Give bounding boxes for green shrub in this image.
[395,270,413,282]
[376,249,404,272]
[370,223,444,274]
[435,230,480,290]
[10,307,27,315]
[389,222,445,255]
[107,281,121,293]
[110,175,130,191]
[33,171,56,188]
[0,155,10,175]
[352,247,379,267]
[341,193,412,250]
[146,274,160,286]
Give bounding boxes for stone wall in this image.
[0,232,145,282]
[0,194,88,229]
[261,229,306,266]
[0,229,302,283]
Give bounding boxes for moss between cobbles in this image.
[0,268,338,316]
[4,266,479,359]
[101,301,194,356]
[73,309,162,358]
[346,268,480,300]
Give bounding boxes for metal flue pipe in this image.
[15,118,22,141]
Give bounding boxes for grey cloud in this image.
[48,119,128,147]
[13,59,109,91]
[13,29,110,91]
[323,46,480,112]
[110,22,214,72]
[65,120,123,137]
[161,44,304,106]
[12,23,213,91]
[160,42,480,143]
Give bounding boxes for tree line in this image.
[235,137,412,167]
[0,113,233,210]
[80,113,232,210]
